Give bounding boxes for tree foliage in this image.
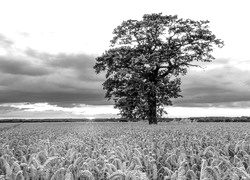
[94,13,224,124]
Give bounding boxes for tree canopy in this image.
[94,13,224,124]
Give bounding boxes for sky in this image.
[0,0,250,119]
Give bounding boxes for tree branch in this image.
[184,63,205,70]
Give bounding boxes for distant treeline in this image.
[0,118,93,123]
[0,116,250,123]
[188,116,250,122]
[0,118,124,123]
[159,116,250,123]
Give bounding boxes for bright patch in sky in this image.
[0,103,119,119]
[7,103,118,116]
[1,103,249,119]
[166,107,250,118]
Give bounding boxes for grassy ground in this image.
[0,123,20,132]
[1,122,250,179]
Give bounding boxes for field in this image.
[0,124,20,133]
[1,122,250,180]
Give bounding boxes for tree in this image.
[94,13,224,124]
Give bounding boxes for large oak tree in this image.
[94,13,224,124]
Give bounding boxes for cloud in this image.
[18,32,30,37]
[0,104,20,113]
[173,58,250,108]
[0,103,118,119]
[245,80,250,86]
[1,47,250,110]
[0,33,249,113]
[0,55,51,76]
[165,106,250,118]
[0,33,14,48]
[25,48,105,81]
[0,46,108,106]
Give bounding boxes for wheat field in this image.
[1,122,250,180]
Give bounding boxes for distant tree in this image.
[94,13,224,124]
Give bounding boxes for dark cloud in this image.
[245,80,250,86]
[1,44,249,110]
[25,48,105,81]
[0,48,108,106]
[173,58,250,108]
[25,48,94,69]
[0,56,51,76]
[47,52,105,82]
[24,48,52,60]
[0,90,111,105]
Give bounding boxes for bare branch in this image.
[185,63,205,70]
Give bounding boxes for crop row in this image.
[1,122,250,180]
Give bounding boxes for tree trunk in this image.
[148,96,157,124]
[147,70,159,125]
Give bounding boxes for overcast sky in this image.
[0,0,250,119]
